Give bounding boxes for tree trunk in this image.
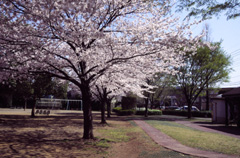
[98,87,107,124]
[145,98,149,117]
[107,99,111,118]
[24,98,27,111]
[81,85,94,139]
[31,98,36,118]
[206,86,209,111]
[150,94,154,109]
[101,101,106,124]
[187,102,192,119]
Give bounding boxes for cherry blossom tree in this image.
[92,62,158,123]
[0,0,202,139]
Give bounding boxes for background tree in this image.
[93,86,109,124]
[47,78,68,99]
[150,73,176,108]
[0,81,15,108]
[30,74,55,117]
[175,42,231,118]
[177,0,240,20]
[92,62,157,122]
[13,80,33,110]
[143,73,175,116]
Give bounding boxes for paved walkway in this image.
[175,121,240,139]
[134,120,238,158]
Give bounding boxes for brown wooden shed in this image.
[222,87,240,127]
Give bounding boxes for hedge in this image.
[113,107,162,116]
[162,110,212,118]
[135,109,162,115]
[112,107,135,116]
[112,107,122,112]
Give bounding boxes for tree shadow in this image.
[186,121,240,137]
[0,113,110,157]
[198,124,240,136]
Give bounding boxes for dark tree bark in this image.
[31,98,36,118]
[100,88,107,124]
[107,98,113,118]
[186,98,192,119]
[81,84,94,139]
[150,94,154,109]
[24,98,27,111]
[206,82,209,110]
[100,101,107,124]
[79,61,94,139]
[95,86,110,124]
[187,104,192,119]
[145,98,149,117]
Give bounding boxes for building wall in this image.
[212,99,226,123]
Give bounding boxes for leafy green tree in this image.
[14,80,33,110]
[30,75,68,117]
[47,78,68,99]
[8,74,68,117]
[177,0,240,20]
[175,42,231,118]
[0,81,15,108]
[143,73,175,117]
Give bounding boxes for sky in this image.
[183,14,240,88]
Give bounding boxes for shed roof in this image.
[222,87,240,97]
[218,88,234,94]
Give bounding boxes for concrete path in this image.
[175,121,240,139]
[134,120,238,158]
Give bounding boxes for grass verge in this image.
[147,120,240,156]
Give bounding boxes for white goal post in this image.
[35,98,82,115]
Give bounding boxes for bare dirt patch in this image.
[0,112,103,158]
[0,109,194,158]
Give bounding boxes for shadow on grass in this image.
[0,111,237,157]
[0,113,108,158]
[200,125,240,136]
[0,112,188,157]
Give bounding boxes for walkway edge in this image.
[134,120,238,158]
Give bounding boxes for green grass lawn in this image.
[146,120,240,156]
[96,120,196,158]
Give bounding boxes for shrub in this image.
[162,110,212,118]
[117,109,136,116]
[192,111,212,118]
[112,107,136,116]
[112,107,122,112]
[135,109,162,115]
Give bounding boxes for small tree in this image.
[175,42,231,118]
[177,0,240,20]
